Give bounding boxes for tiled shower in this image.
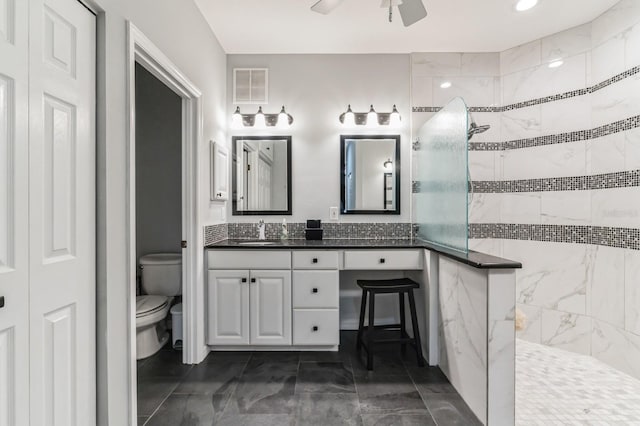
[411,0,640,385]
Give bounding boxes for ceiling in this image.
[194,0,619,54]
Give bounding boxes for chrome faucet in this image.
[258,220,266,240]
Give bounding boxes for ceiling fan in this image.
[311,0,428,27]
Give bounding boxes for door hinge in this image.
[247,164,251,171]
[181,240,187,249]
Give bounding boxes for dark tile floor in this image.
[137,331,481,426]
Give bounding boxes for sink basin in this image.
[237,241,277,246]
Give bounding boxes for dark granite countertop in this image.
[205,238,522,270]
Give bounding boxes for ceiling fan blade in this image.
[398,0,427,26]
[311,0,345,15]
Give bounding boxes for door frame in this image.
[126,22,203,422]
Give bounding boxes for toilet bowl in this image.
[135,253,182,360]
[136,295,173,359]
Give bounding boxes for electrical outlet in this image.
[329,207,339,221]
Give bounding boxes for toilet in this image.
[136,253,182,360]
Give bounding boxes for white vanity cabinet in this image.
[207,251,292,346]
[206,247,423,350]
[292,251,340,346]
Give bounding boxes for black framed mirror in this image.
[340,134,401,215]
[232,136,292,215]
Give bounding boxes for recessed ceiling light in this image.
[515,0,538,12]
[548,60,564,68]
[440,81,452,89]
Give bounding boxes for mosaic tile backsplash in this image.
[204,222,414,245]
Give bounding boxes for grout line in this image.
[143,377,181,424]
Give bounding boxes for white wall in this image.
[226,54,411,223]
[86,1,227,425]
[135,64,182,266]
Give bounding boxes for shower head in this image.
[467,113,491,140]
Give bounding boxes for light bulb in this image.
[277,106,289,128]
[254,106,266,128]
[367,105,378,127]
[343,105,355,126]
[548,60,564,68]
[232,106,243,128]
[515,0,538,12]
[390,105,401,127]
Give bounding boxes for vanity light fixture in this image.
[254,106,266,128]
[343,104,356,127]
[277,106,290,128]
[389,105,401,127]
[339,104,402,127]
[515,0,538,12]
[440,81,452,89]
[548,59,564,68]
[232,106,243,128]
[366,105,378,127]
[231,105,294,128]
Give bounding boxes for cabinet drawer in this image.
[292,251,339,270]
[293,310,339,346]
[293,271,339,308]
[207,250,291,269]
[343,250,422,270]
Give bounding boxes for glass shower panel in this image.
[415,97,469,253]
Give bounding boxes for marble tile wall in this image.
[414,0,640,380]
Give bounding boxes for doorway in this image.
[126,23,203,424]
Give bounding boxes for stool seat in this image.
[357,278,419,291]
[356,277,425,370]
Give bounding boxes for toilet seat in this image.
[136,295,169,318]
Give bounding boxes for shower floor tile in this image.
[517,339,640,425]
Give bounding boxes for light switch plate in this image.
[329,207,339,220]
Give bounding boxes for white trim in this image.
[126,22,205,426]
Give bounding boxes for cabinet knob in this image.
[312,326,319,332]
[0,296,4,309]
[312,258,318,264]
[241,278,247,283]
[312,288,318,294]
[251,278,256,283]
[379,258,386,264]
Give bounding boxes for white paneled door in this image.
[0,0,30,424]
[29,0,96,423]
[0,0,95,424]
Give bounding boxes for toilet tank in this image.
[140,253,182,296]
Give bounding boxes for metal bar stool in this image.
[356,278,425,370]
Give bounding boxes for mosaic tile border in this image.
[470,170,640,193]
[205,222,414,242]
[469,223,640,250]
[466,115,640,151]
[413,65,640,115]
[204,223,229,246]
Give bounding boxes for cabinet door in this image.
[207,270,250,345]
[250,270,291,345]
